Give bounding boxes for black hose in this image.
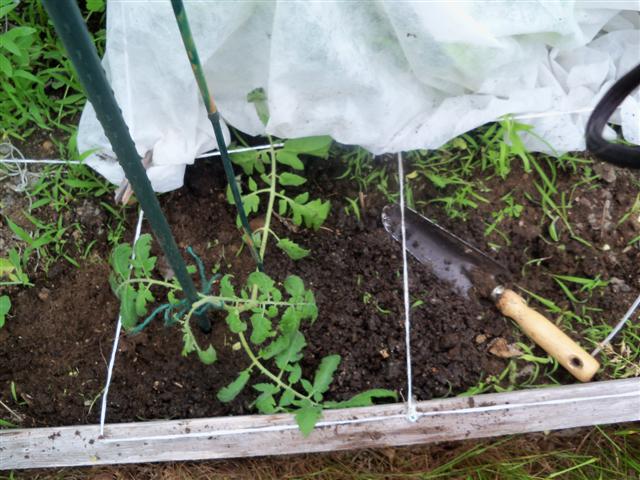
[585,63,640,169]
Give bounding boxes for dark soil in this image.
[1,151,638,428]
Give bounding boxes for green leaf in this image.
[260,335,289,360]
[278,198,287,215]
[87,0,106,13]
[288,363,302,383]
[220,274,235,297]
[279,172,306,187]
[111,244,133,278]
[276,151,304,170]
[197,345,217,365]
[280,307,301,336]
[217,371,250,403]
[132,234,156,275]
[119,285,138,330]
[0,295,11,328]
[290,199,331,230]
[0,53,12,77]
[6,218,32,245]
[247,87,269,125]
[275,331,306,370]
[253,383,279,394]
[225,308,246,333]
[324,389,398,408]
[295,403,322,437]
[231,151,259,175]
[248,176,258,192]
[311,355,341,401]
[276,238,310,260]
[247,271,275,294]
[279,389,295,408]
[250,312,273,345]
[134,286,154,317]
[255,392,276,413]
[284,136,332,158]
[242,193,260,216]
[284,275,305,297]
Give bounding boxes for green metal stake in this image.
[42,0,210,332]
[170,0,264,271]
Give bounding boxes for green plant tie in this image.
[41,0,210,332]
[131,247,223,335]
[170,0,264,271]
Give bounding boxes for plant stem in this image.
[259,135,278,262]
[237,330,315,405]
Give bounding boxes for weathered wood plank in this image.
[1,378,638,469]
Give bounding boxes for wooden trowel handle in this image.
[493,288,599,382]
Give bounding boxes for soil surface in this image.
[1,150,638,427]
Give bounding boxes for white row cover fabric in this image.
[78,1,640,192]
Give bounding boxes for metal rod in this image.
[169,0,263,271]
[42,0,210,332]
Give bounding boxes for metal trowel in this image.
[382,204,599,382]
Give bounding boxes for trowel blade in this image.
[381,204,510,297]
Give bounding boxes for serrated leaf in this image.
[302,199,331,230]
[255,392,276,413]
[197,345,217,365]
[134,286,154,317]
[220,274,235,297]
[294,192,309,204]
[288,363,302,383]
[242,194,260,216]
[0,295,11,328]
[312,355,340,401]
[284,275,305,298]
[280,307,301,336]
[275,331,306,370]
[253,383,279,394]
[132,234,156,275]
[225,308,246,333]
[300,379,313,394]
[261,335,289,360]
[231,151,259,175]
[284,136,332,158]
[323,389,398,408]
[119,285,138,330]
[276,238,309,260]
[217,371,250,403]
[279,172,307,187]
[302,290,318,321]
[250,312,273,345]
[247,271,275,294]
[277,150,304,170]
[295,403,322,437]
[248,176,258,192]
[279,389,295,408]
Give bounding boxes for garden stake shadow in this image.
[42,0,212,332]
[383,204,600,382]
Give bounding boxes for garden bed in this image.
[1,141,639,431]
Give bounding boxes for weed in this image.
[0,295,10,328]
[0,0,105,140]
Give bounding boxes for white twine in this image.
[592,293,640,357]
[397,152,417,422]
[100,389,638,444]
[99,209,145,436]
[0,144,283,165]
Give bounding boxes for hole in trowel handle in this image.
[569,356,583,369]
